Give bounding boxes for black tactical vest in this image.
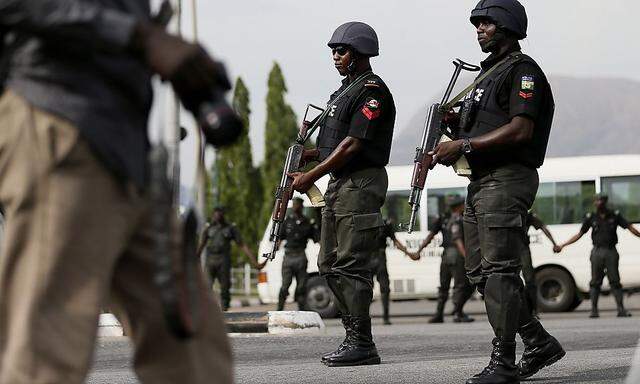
[316,72,394,175]
[283,214,313,251]
[589,211,620,248]
[206,223,235,256]
[461,53,554,170]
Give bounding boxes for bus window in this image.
[382,191,417,232]
[531,181,595,224]
[426,187,466,229]
[602,175,640,223]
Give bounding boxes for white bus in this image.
[257,155,640,318]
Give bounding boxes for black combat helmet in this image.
[470,0,528,40]
[328,21,379,57]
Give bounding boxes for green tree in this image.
[260,62,298,227]
[212,77,262,264]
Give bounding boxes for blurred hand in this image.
[408,252,421,261]
[553,245,562,253]
[289,172,314,193]
[131,23,229,110]
[429,139,463,167]
[257,260,267,270]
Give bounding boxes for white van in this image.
[258,155,640,318]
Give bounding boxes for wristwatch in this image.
[461,138,473,154]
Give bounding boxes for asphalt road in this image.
[88,297,640,384]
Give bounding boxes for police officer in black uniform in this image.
[522,211,559,316]
[197,207,264,311]
[289,21,395,367]
[414,195,475,324]
[277,197,318,311]
[373,218,412,325]
[431,1,565,382]
[557,194,640,318]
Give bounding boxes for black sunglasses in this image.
[331,46,349,56]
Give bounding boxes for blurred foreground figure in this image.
[0,1,234,383]
[431,1,565,382]
[290,21,396,367]
[556,194,640,318]
[413,196,475,324]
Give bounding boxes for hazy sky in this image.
[170,0,640,188]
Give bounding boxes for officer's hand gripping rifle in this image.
[263,104,327,261]
[406,59,480,233]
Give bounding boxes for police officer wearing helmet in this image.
[197,207,265,311]
[276,197,319,311]
[290,21,396,367]
[556,194,640,318]
[413,195,475,324]
[430,1,565,382]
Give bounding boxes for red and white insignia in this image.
[361,99,381,120]
[519,91,533,99]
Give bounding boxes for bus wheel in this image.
[305,276,338,318]
[536,267,577,313]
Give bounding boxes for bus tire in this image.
[536,267,577,313]
[304,275,338,318]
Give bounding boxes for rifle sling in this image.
[441,52,522,112]
[301,71,374,143]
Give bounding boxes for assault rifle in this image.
[406,59,480,233]
[263,104,327,261]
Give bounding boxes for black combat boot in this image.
[428,299,445,323]
[321,315,353,362]
[466,338,519,384]
[613,289,632,317]
[517,319,565,379]
[382,292,392,325]
[589,287,600,318]
[323,316,381,367]
[277,290,287,311]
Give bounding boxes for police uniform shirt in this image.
[465,43,552,171]
[206,222,242,256]
[431,214,454,248]
[448,214,464,246]
[479,45,548,124]
[280,214,315,251]
[318,70,396,175]
[580,209,630,248]
[524,212,544,245]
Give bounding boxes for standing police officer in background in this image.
[556,194,640,318]
[431,1,565,382]
[413,195,475,324]
[277,197,319,311]
[197,207,264,311]
[373,218,412,325]
[522,211,559,316]
[289,21,395,367]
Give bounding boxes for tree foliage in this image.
[260,62,298,227]
[212,77,262,264]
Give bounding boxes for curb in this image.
[225,311,325,334]
[98,313,123,337]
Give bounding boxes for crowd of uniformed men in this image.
[1,0,640,383]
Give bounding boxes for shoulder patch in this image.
[361,99,381,120]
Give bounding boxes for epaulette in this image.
[364,79,380,88]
